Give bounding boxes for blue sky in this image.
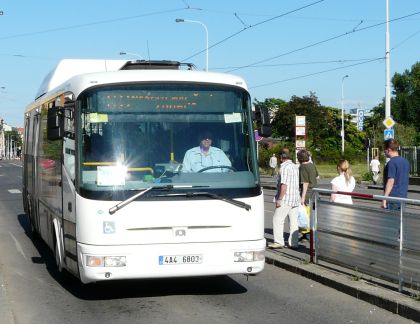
[0,0,419,127]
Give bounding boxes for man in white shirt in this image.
[370,155,381,184]
[269,148,300,249]
[269,154,278,177]
[182,131,231,173]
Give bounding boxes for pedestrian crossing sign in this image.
[384,128,394,140]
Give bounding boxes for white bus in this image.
[22,59,271,283]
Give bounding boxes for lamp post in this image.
[341,75,349,155]
[175,18,208,71]
[119,52,144,60]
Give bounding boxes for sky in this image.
[0,0,419,127]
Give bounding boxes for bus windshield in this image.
[77,83,258,195]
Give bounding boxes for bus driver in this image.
[182,131,232,173]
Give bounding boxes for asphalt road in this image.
[0,160,410,323]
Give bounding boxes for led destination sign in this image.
[89,86,243,113]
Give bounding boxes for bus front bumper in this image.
[77,239,266,284]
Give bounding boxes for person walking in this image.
[382,139,410,210]
[269,148,300,249]
[330,159,356,205]
[296,149,318,241]
[370,155,381,185]
[269,153,278,177]
[297,149,318,205]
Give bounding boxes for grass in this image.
[316,162,371,180]
[261,161,377,183]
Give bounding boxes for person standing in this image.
[370,155,381,185]
[269,148,300,249]
[382,139,410,210]
[297,149,318,205]
[269,153,278,177]
[330,160,356,205]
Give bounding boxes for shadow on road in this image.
[17,213,248,300]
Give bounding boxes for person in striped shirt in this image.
[269,148,301,249]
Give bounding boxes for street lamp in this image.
[341,75,349,155]
[119,52,144,59]
[175,18,208,71]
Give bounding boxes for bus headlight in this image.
[86,255,127,267]
[234,251,265,262]
[104,256,126,267]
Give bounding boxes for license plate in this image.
[159,254,202,265]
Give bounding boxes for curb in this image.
[264,250,420,322]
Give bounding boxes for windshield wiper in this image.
[155,192,251,211]
[108,185,207,215]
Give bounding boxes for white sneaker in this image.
[268,242,284,249]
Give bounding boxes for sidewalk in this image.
[261,174,420,321]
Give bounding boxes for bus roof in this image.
[34,59,248,102]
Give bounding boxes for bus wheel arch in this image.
[52,218,64,272]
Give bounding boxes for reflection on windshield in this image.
[78,83,258,193]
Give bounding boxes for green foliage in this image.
[255,92,366,163]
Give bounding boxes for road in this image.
[0,160,410,323]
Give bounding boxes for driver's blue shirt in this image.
[182,146,231,172]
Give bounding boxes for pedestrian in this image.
[297,149,318,241]
[382,139,410,210]
[370,155,381,185]
[297,149,318,205]
[269,153,278,177]
[330,159,356,205]
[269,148,300,249]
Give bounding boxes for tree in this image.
[255,92,366,164]
[391,62,420,133]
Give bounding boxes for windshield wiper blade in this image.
[156,192,251,211]
[108,185,208,215]
[109,185,173,215]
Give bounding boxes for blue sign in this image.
[357,109,364,131]
[384,128,394,140]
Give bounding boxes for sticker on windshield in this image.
[224,113,242,123]
[90,113,109,123]
[97,165,126,186]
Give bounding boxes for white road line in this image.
[265,209,274,214]
[9,163,22,168]
[8,232,28,261]
[8,189,21,194]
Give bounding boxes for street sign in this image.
[254,130,263,142]
[383,116,395,129]
[384,128,394,140]
[295,126,306,136]
[357,109,364,131]
[296,116,305,126]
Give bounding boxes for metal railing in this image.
[310,188,420,292]
[401,146,419,176]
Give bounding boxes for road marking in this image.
[8,189,21,194]
[9,232,27,261]
[265,209,274,214]
[9,163,22,168]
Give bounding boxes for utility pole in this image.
[385,0,391,118]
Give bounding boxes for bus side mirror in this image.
[253,106,272,138]
[47,106,64,140]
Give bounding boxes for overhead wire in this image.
[227,10,420,72]
[180,0,325,62]
[0,7,187,40]
[249,57,384,89]
[211,57,381,70]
